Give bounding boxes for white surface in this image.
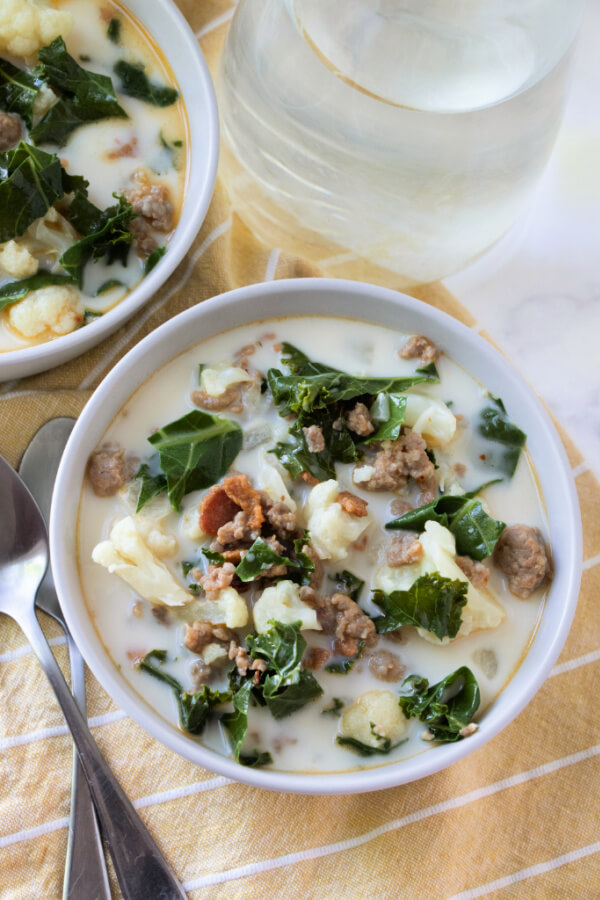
[50,278,581,795]
[446,0,600,477]
[0,0,219,381]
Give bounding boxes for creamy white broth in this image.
[78,316,549,773]
[0,0,187,351]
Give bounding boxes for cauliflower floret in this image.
[404,394,456,446]
[375,520,504,643]
[0,240,38,278]
[8,285,83,338]
[92,516,191,607]
[339,690,408,749]
[190,587,249,629]
[201,643,228,665]
[0,0,73,59]
[201,362,253,397]
[118,487,178,559]
[305,479,369,562]
[256,456,296,512]
[32,83,58,119]
[253,580,321,634]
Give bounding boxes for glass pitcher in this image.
[218,0,584,285]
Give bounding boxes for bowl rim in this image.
[0,0,219,377]
[50,277,582,795]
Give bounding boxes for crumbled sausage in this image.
[198,562,236,598]
[368,650,406,682]
[0,113,21,150]
[346,402,375,437]
[300,587,377,657]
[301,543,323,590]
[303,424,325,453]
[387,533,423,567]
[87,444,137,497]
[337,491,369,517]
[229,641,250,676]
[399,334,440,363]
[151,605,170,626]
[390,498,413,517]
[124,169,173,231]
[184,621,235,654]
[261,535,288,578]
[354,431,436,496]
[303,647,330,670]
[301,471,319,486]
[129,218,158,258]
[493,524,551,598]
[190,660,212,686]
[266,501,297,538]
[456,555,490,589]
[107,137,138,159]
[217,510,260,546]
[192,386,240,411]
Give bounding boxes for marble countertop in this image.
[446,0,600,480]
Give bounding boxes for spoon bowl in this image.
[0,454,186,900]
[0,455,48,614]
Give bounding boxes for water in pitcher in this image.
[218,0,583,284]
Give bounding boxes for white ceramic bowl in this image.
[0,0,218,382]
[50,278,582,794]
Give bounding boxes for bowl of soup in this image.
[51,278,582,794]
[0,0,218,380]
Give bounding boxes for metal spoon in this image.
[19,418,111,900]
[0,453,187,900]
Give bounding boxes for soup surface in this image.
[78,316,551,773]
[0,0,187,351]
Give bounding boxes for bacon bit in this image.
[352,534,369,551]
[301,471,319,486]
[221,474,264,531]
[198,485,240,536]
[107,138,139,159]
[337,490,368,517]
[222,548,247,564]
[480,454,487,461]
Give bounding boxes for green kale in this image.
[134,460,167,512]
[0,142,65,240]
[144,245,166,275]
[107,18,121,44]
[385,481,505,560]
[336,723,407,756]
[147,409,243,511]
[363,393,407,444]
[399,667,480,742]
[270,409,360,482]
[292,532,316,586]
[60,192,136,287]
[321,698,345,716]
[32,37,128,146]
[372,573,468,641]
[114,60,179,107]
[95,278,125,295]
[477,395,526,477]
[138,649,230,734]
[0,272,74,312]
[329,570,365,603]
[202,548,226,566]
[235,536,298,582]
[0,57,44,128]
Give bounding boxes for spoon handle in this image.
[64,635,112,900]
[19,612,187,900]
